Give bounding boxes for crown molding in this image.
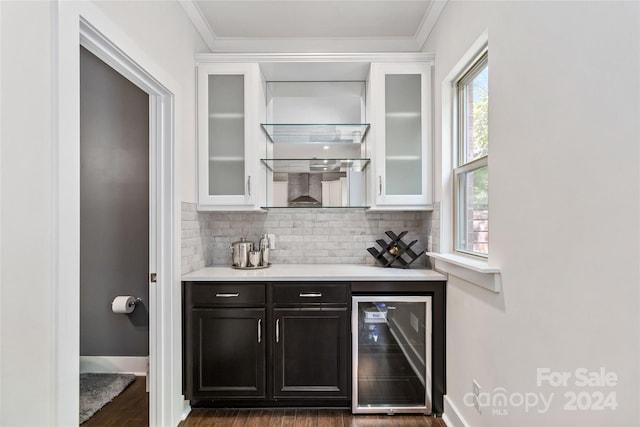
[195,52,435,63]
[195,51,435,64]
[179,0,445,53]
[178,0,217,51]
[415,0,448,50]
[200,37,421,53]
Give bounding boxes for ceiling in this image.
[179,0,448,52]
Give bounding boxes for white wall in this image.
[425,2,639,426]
[92,0,206,203]
[0,1,206,425]
[1,1,55,424]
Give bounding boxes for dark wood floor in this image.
[179,409,446,427]
[80,376,444,427]
[82,376,149,427]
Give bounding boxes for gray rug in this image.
[79,373,136,424]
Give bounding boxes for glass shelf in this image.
[261,158,370,173]
[260,123,370,144]
[261,206,370,210]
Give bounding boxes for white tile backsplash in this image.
[181,202,435,270]
[180,203,210,274]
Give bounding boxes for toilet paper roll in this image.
[111,296,137,314]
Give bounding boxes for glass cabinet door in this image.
[352,296,432,414]
[372,62,432,208]
[385,74,422,196]
[207,74,245,196]
[197,63,261,210]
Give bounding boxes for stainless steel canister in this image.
[259,234,270,265]
[230,237,253,268]
[248,250,262,267]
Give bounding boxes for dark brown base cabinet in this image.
[183,282,351,406]
[183,280,445,414]
[190,308,266,399]
[271,280,351,400]
[273,309,349,399]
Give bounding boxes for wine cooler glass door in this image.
[352,296,432,414]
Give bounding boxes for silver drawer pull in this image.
[215,292,240,298]
[275,319,280,343]
[257,318,262,343]
[299,292,322,298]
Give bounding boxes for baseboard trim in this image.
[442,396,471,427]
[80,356,149,376]
[182,401,192,420]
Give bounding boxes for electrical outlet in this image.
[473,379,481,396]
[473,380,481,413]
[473,395,481,414]
[267,234,276,249]
[410,313,419,333]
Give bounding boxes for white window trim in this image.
[428,252,501,292]
[430,29,501,293]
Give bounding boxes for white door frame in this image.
[79,18,174,426]
[54,9,178,426]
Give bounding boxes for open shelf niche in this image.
[261,81,371,209]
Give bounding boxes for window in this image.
[454,51,488,257]
[430,35,499,291]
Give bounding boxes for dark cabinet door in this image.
[190,308,266,399]
[273,308,350,399]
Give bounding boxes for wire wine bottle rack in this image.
[367,231,425,269]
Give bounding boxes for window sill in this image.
[426,252,501,293]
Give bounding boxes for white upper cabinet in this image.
[195,54,433,211]
[197,63,265,210]
[368,62,433,210]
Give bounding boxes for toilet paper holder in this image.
[112,297,142,307]
[111,296,143,314]
[128,297,142,308]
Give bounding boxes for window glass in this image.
[461,65,488,163]
[455,52,488,257]
[456,166,488,255]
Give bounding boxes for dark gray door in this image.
[79,46,150,357]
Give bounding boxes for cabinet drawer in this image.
[272,283,348,304]
[189,283,265,306]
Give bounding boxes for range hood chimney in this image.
[288,173,321,207]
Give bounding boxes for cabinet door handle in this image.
[247,176,251,196]
[299,292,322,298]
[215,293,240,298]
[257,318,262,343]
[275,319,280,343]
[378,176,382,196]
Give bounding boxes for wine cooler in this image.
[352,296,432,414]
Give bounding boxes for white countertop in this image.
[182,264,446,282]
